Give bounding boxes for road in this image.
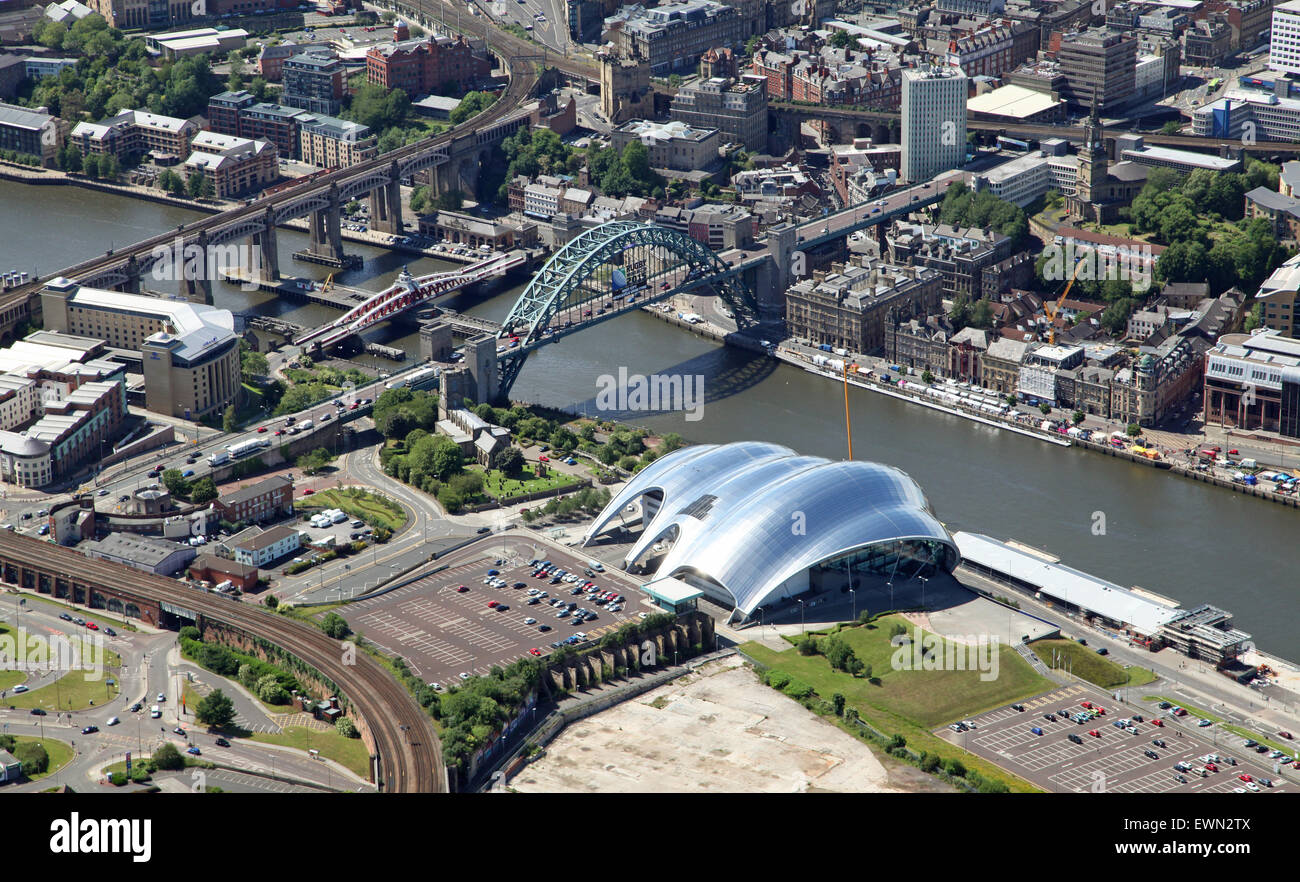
[0,597,372,792]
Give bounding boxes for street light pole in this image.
[798,598,806,634]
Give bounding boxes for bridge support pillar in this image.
[309,183,345,263]
[370,161,404,236]
[180,230,213,304]
[119,254,141,294]
[758,223,797,324]
[253,209,280,282]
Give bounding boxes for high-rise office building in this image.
[1270,0,1300,75]
[900,66,967,184]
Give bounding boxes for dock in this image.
[291,250,362,270]
[218,269,373,309]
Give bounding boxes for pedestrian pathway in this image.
[1015,641,1053,677]
[269,711,333,732]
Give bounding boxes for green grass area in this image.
[298,488,407,532]
[249,726,370,779]
[742,616,1050,793]
[478,466,580,501]
[1030,639,1157,689]
[2,635,123,711]
[15,736,74,781]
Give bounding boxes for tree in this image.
[449,90,497,126]
[186,169,206,198]
[13,740,48,775]
[492,445,524,476]
[296,447,336,476]
[190,476,218,505]
[222,405,237,433]
[152,742,184,771]
[1126,422,1141,437]
[337,717,360,738]
[921,370,934,385]
[435,188,465,211]
[321,611,351,639]
[241,348,269,380]
[831,693,846,716]
[195,688,236,728]
[1039,403,1051,416]
[161,468,191,498]
[1072,410,1085,425]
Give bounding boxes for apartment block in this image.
[365,33,491,96]
[668,75,767,152]
[70,108,197,162]
[604,0,742,75]
[298,114,377,168]
[900,66,967,184]
[610,119,721,171]
[183,131,278,198]
[786,259,943,355]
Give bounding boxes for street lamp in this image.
[849,588,856,622]
[797,598,806,634]
[887,581,893,611]
[919,575,929,610]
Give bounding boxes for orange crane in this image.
[1043,249,1088,345]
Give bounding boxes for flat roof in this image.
[642,575,704,604]
[967,84,1062,119]
[1122,144,1240,170]
[954,532,1182,636]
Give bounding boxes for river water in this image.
[2,179,1296,656]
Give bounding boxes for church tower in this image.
[1075,92,1107,207]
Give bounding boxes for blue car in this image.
[487,569,499,576]
[182,469,195,478]
[565,458,577,465]
[186,746,201,756]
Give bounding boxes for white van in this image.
[150,705,161,718]
[586,559,605,572]
[301,419,314,430]
[331,511,347,524]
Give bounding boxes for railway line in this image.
[0,531,445,793]
[0,56,537,308]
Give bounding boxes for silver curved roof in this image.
[585,444,958,617]
[582,442,792,543]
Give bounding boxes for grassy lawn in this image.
[1030,639,1157,689]
[14,736,74,781]
[249,726,370,779]
[742,615,1051,793]
[298,488,407,532]
[4,636,123,711]
[478,466,580,500]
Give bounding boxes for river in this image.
[1,179,1296,656]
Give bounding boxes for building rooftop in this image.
[967,84,1062,119]
[0,101,53,132]
[81,532,191,568]
[218,475,291,508]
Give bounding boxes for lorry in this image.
[404,366,441,388]
[227,438,268,459]
[818,344,833,352]
[207,450,230,467]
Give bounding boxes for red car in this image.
[302,488,314,495]
[1081,701,1093,709]
[456,585,469,593]
[257,426,267,433]
[350,402,359,410]
[529,648,542,657]
[274,429,285,436]
[1151,718,1163,727]
[1238,774,1253,782]
[85,622,98,630]
[1095,707,1106,715]
[1280,731,1294,740]
[1205,762,1218,772]
[1228,449,1239,455]
[1089,729,1101,738]
[487,600,498,608]
[539,455,549,461]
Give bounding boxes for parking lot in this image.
[953,685,1292,793]
[341,534,645,685]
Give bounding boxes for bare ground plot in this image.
[512,656,903,793]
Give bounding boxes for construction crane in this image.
[1043,248,1088,346]
[321,272,336,294]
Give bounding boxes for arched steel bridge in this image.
[296,251,527,349]
[495,221,757,396]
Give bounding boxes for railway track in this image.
[0,531,445,792]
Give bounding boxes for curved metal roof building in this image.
[582,442,959,619]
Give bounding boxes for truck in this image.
[207,450,230,467]
[812,354,829,366]
[227,438,267,459]
[818,344,833,352]
[404,366,441,388]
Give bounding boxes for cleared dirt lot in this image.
[512,656,903,793]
